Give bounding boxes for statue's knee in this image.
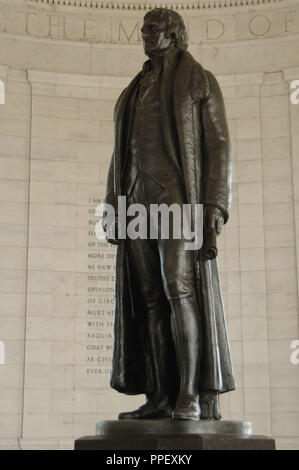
[163,277,194,301]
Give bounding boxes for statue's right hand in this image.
[102,214,121,245]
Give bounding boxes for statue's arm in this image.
[104,89,126,209]
[104,153,116,209]
[201,70,232,225]
[102,89,126,245]
[103,155,120,246]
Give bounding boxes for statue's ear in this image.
[170,32,177,45]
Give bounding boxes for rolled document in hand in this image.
[203,227,218,260]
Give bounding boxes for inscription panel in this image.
[85,197,114,381]
[0,2,298,43]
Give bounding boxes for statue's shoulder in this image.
[113,88,127,122]
[179,50,211,101]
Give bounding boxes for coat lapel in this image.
[159,54,182,174]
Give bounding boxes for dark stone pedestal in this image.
[74,420,275,450]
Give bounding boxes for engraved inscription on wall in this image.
[85,196,115,379]
[0,4,298,43]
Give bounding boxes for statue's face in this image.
[141,14,172,56]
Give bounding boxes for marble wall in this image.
[0,0,299,450]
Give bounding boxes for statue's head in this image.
[142,8,188,58]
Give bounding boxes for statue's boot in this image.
[169,295,202,421]
[118,398,172,420]
[119,302,173,420]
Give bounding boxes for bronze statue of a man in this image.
[103,8,235,420]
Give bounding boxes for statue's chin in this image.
[144,46,158,57]
[145,47,169,59]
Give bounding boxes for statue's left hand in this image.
[204,205,224,236]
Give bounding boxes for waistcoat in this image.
[124,71,179,198]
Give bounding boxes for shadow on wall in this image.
[0,79,4,104]
[0,340,5,364]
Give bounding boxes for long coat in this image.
[104,48,235,396]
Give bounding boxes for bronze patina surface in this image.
[103,8,234,421]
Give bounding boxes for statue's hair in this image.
[144,8,188,50]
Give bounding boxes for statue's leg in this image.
[168,295,202,420]
[119,237,174,420]
[147,298,178,408]
[159,238,202,420]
